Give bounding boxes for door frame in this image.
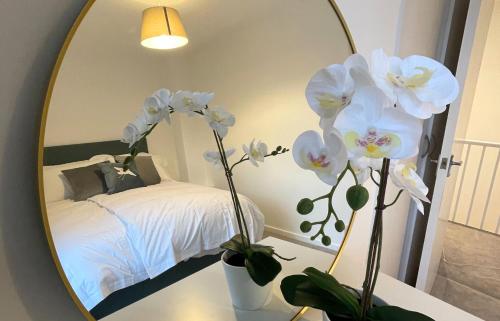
[398,0,496,289]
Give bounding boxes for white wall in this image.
[44,0,188,180]
[174,0,449,278]
[178,0,354,249]
[465,2,500,142]
[0,0,89,319]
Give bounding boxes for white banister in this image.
[481,150,500,229]
[450,139,500,235]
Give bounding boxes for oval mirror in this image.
[38,1,356,320]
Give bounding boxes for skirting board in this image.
[264,225,339,254]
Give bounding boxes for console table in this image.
[102,237,482,321]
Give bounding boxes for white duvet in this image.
[48,181,265,310]
[89,181,265,279]
[47,200,148,310]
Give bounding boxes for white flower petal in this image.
[203,107,235,138]
[293,131,347,186]
[412,196,425,214]
[334,86,422,159]
[390,161,430,212]
[152,88,171,108]
[397,88,437,119]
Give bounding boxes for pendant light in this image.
[141,7,188,50]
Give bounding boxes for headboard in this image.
[43,140,149,166]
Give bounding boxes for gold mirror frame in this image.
[37,1,357,320]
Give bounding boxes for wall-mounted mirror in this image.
[39,0,355,320]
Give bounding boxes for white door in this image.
[416,0,495,292]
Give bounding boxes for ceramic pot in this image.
[221,250,272,310]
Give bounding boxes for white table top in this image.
[102,237,482,321]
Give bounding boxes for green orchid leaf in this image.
[249,243,275,256]
[220,234,247,254]
[303,267,361,319]
[245,250,281,286]
[346,185,369,211]
[280,275,352,317]
[367,305,435,321]
[249,244,296,261]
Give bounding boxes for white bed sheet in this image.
[89,181,265,279]
[47,200,148,310]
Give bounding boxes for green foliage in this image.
[303,268,361,319]
[346,185,369,211]
[220,234,247,253]
[367,306,435,321]
[281,268,436,321]
[280,275,352,317]
[221,235,288,287]
[335,220,346,232]
[300,221,312,233]
[245,250,282,286]
[297,198,314,214]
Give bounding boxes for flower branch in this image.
[229,146,289,172]
[122,88,291,287]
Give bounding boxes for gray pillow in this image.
[61,162,108,201]
[114,155,161,186]
[98,163,145,194]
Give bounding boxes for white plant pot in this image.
[222,250,272,310]
[322,311,331,321]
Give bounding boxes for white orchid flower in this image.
[370,48,459,119]
[203,107,235,138]
[243,140,268,167]
[390,161,430,214]
[121,114,149,147]
[292,130,348,186]
[334,86,422,160]
[171,90,214,115]
[350,157,383,184]
[306,54,369,129]
[114,167,137,177]
[152,88,171,108]
[203,148,236,169]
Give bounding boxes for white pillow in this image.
[43,158,110,203]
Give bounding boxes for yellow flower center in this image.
[146,106,159,114]
[183,97,195,108]
[344,128,401,158]
[387,67,433,89]
[401,163,418,187]
[316,93,351,110]
[307,153,330,170]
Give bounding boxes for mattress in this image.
[89,181,265,278]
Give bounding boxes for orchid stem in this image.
[384,189,404,209]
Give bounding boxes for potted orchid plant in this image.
[280,49,459,321]
[121,89,292,310]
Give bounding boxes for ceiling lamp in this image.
[141,7,188,50]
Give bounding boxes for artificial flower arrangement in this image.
[280,49,459,321]
[121,89,292,288]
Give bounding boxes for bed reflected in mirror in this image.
[40,0,355,319]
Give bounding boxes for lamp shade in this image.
[141,7,188,50]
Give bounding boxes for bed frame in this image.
[43,140,221,319]
[43,140,149,166]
